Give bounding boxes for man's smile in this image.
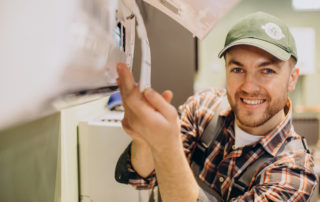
[240,98,266,105]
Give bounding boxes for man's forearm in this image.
[131,140,155,178]
[117,63,198,200]
[152,140,199,202]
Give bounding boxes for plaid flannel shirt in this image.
[125,88,318,201]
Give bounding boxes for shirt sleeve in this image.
[178,91,201,162]
[230,152,318,201]
[114,142,156,190]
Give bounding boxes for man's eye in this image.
[262,68,275,74]
[231,68,243,73]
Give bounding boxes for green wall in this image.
[197,0,320,107]
[0,113,60,202]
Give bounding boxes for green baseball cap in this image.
[218,12,297,61]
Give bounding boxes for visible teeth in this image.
[242,99,264,105]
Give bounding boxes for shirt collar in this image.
[221,98,293,157]
[259,99,293,156]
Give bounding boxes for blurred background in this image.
[0,0,319,201]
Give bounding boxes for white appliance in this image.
[78,111,149,202]
[0,0,136,130]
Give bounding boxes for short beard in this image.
[227,91,287,128]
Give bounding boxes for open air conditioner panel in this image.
[0,0,135,129]
[143,0,240,39]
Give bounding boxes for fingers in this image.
[143,88,176,119]
[116,63,142,113]
[161,90,173,103]
[117,63,135,97]
[116,63,176,129]
[116,62,150,123]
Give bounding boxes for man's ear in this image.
[288,67,299,92]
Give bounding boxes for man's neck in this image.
[235,109,286,136]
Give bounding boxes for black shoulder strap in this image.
[277,136,310,155]
[232,152,273,193]
[191,96,229,169]
[189,96,229,202]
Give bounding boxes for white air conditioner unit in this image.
[0,0,135,129]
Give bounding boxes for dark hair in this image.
[289,56,297,69]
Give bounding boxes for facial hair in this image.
[227,89,288,128]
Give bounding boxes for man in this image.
[115,12,318,201]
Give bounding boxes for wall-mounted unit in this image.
[0,0,135,130]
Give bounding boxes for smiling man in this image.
[225,45,296,135]
[115,12,318,201]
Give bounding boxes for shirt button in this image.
[219,177,224,182]
[232,145,236,150]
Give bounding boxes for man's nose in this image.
[240,73,260,94]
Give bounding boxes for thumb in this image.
[161,90,173,103]
[143,88,176,119]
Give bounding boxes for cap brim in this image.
[218,38,291,61]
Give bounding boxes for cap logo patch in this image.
[261,23,285,40]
